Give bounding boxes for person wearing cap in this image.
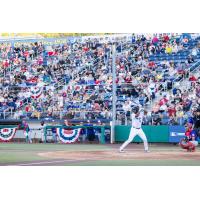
[83,120,95,142]
[119,104,150,153]
[22,120,32,143]
[94,120,103,142]
[39,121,45,143]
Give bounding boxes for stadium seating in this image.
[0,33,200,125]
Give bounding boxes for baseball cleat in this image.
[145,150,150,153]
[119,149,125,153]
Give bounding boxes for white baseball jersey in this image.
[131,110,144,129]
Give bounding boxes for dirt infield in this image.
[38,149,200,161]
[1,143,200,166]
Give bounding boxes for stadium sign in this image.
[0,127,17,142]
[12,38,68,47]
[56,128,82,143]
[0,37,81,47]
[169,126,185,143]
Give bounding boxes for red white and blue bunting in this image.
[56,128,81,144]
[31,87,43,99]
[0,127,17,142]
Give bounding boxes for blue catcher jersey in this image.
[190,130,199,141]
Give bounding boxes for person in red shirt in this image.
[125,75,132,83]
[189,75,197,82]
[163,34,170,43]
[25,104,32,113]
[159,95,168,106]
[3,59,9,68]
[185,127,193,138]
[148,61,155,69]
[24,51,29,57]
[83,46,89,52]
[167,105,176,117]
[48,51,55,56]
[189,75,197,88]
[95,80,101,85]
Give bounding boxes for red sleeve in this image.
[185,128,192,137]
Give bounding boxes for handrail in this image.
[172,60,200,83]
[0,109,190,127]
[189,60,200,73]
[0,80,197,92]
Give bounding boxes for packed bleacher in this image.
[0,33,200,125]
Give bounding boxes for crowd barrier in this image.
[115,125,187,143]
[44,125,110,144]
[0,125,193,144]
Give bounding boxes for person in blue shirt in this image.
[187,130,199,150]
[83,120,95,142]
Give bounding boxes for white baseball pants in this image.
[120,127,149,151]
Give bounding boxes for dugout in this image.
[44,125,111,144]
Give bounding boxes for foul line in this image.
[8,159,76,166]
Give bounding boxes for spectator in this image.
[0,33,199,126]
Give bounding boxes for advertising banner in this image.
[169,126,185,143]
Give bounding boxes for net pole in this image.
[111,43,116,144]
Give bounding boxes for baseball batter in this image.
[119,105,149,153]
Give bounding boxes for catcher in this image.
[180,118,199,152]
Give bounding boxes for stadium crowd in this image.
[0,33,200,125]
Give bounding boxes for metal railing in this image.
[0,110,113,120]
[0,109,190,127]
[172,60,200,83]
[116,111,188,126]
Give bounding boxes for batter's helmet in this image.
[132,106,139,114]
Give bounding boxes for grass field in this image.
[0,143,200,166]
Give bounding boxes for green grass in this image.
[63,160,200,166]
[0,143,112,164]
[0,143,111,151]
[0,151,50,163]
